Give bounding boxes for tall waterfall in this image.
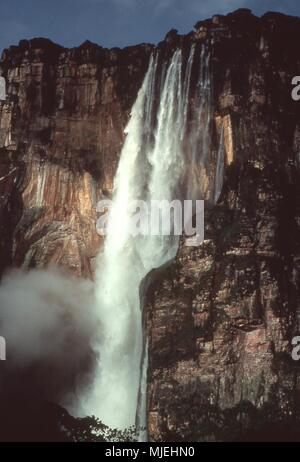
[81,42,221,437]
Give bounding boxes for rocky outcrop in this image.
[0,8,300,441]
[146,10,300,441]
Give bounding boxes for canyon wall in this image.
[145,10,300,441]
[0,9,300,441]
[0,38,152,278]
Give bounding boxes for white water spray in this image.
[81,42,220,437]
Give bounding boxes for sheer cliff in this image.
[145,10,300,441]
[0,38,152,277]
[0,8,300,441]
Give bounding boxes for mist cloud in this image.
[0,268,99,406]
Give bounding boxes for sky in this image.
[0,0,300,54]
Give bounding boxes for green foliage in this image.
[59,412,140,442]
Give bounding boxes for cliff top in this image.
[2,9,300,67]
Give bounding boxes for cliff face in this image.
[145,10,300,441]
[0,38,152,277]
[0,8,300,441]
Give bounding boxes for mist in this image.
[0,268,99,408]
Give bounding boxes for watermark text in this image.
[96,199,204,247]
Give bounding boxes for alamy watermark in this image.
[0,336,6,360]
[291,336,300,361]
[96,199,204,247]
[0,75,6,101]
[291,76,300,101]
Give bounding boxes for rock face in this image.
[0,38,152,277]
[145,10,300,441]
[0,9,300,441]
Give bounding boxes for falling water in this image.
[214,123,225,203]
[186,43,213,200]
[81,42,220,438]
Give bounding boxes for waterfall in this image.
[214,123,224,203]
[80,42,218,437]
[186,43,213,200]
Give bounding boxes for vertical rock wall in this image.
[146,10,300,441]
[0,39,152,277]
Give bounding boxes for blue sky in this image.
[0,0,299,53]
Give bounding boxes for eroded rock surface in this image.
[0,38,152,277]
[146,10,300,441]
